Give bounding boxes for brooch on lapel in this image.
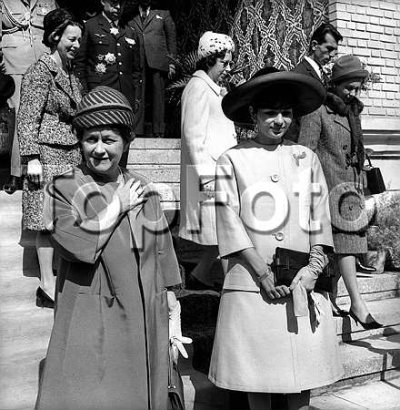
[110,27,119,36]
[293,151,307,166]
[156,15,163,19]
[125,37,136,46]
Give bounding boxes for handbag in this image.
[271,247,334,293]
[168,347,185,410]
[0,105,15,155]
[365,154,386,195]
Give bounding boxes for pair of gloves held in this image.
[170,246,327,360]
[261,245,327,319]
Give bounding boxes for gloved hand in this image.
[290,245,328,292]
[169,300,192,363]
[290,265,318,292]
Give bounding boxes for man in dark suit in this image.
[292,23,343,86]
[287,23,343,143]
[75,0,142,165]
[131,0,177,138]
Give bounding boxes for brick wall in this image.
[329,0,400,190]
[329,0,400,120]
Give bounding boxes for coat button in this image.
[119,71,123,75]
[270,174,279,182]
[117,43,120,46]
[118,62,122,65]
[117,52,121,56]
[343,145,348,150]
[274,232,284,241]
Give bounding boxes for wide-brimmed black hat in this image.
[222,69,326,125]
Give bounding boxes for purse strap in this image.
[365,150,375,168]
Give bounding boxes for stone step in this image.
[0,245,38,272]
[340,333,400,381]
[334,297,400,340]
[128,149,180,164]
[336,272,400,305]
[127,164,180,183]
[129,137,180,150]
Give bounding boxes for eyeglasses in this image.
[219,59,235,69]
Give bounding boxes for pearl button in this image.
[271,174,279,182]
[274,232,284,241]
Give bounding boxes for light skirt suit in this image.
[208,140,343,393]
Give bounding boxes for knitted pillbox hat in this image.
[331,55,369,83]
[73,86,135,130]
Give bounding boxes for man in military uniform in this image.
[74,0,141,166]
[131,0,177,138]
[1,0,57,194]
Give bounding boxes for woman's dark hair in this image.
[196,50,228,72]
[308,23,343,52]
[74,124,134,143]
[43,9,82,48]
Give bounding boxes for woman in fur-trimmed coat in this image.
[298,55,382,329]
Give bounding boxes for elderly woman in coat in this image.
[37,86,191,410]
[208,68,343,410]
[179,31,237,289]
[298,55,382,330]
[18,9,83,306]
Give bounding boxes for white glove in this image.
[169,300,192,363]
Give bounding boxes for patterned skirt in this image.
[22,143,81,231]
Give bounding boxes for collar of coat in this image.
[133,9,158,29]
[193,70,222,96]
[39,53,80,107]
[97,13,127,38]
[325,92,364,116]
[76,164,164,252]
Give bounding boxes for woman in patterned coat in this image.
[18,9,83,306]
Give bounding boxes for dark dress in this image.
[36,166,181,410]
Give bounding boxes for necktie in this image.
[319,65,327,87]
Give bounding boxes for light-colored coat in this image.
[37,166,181,409]
[208,140,342,392]
[179,70,237,245]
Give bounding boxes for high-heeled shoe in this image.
[349,309,383,330]
[36,287,55,309]
[3,176,21,195]
[356,258,376,273]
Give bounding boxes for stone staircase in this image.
[0,138,399,409]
